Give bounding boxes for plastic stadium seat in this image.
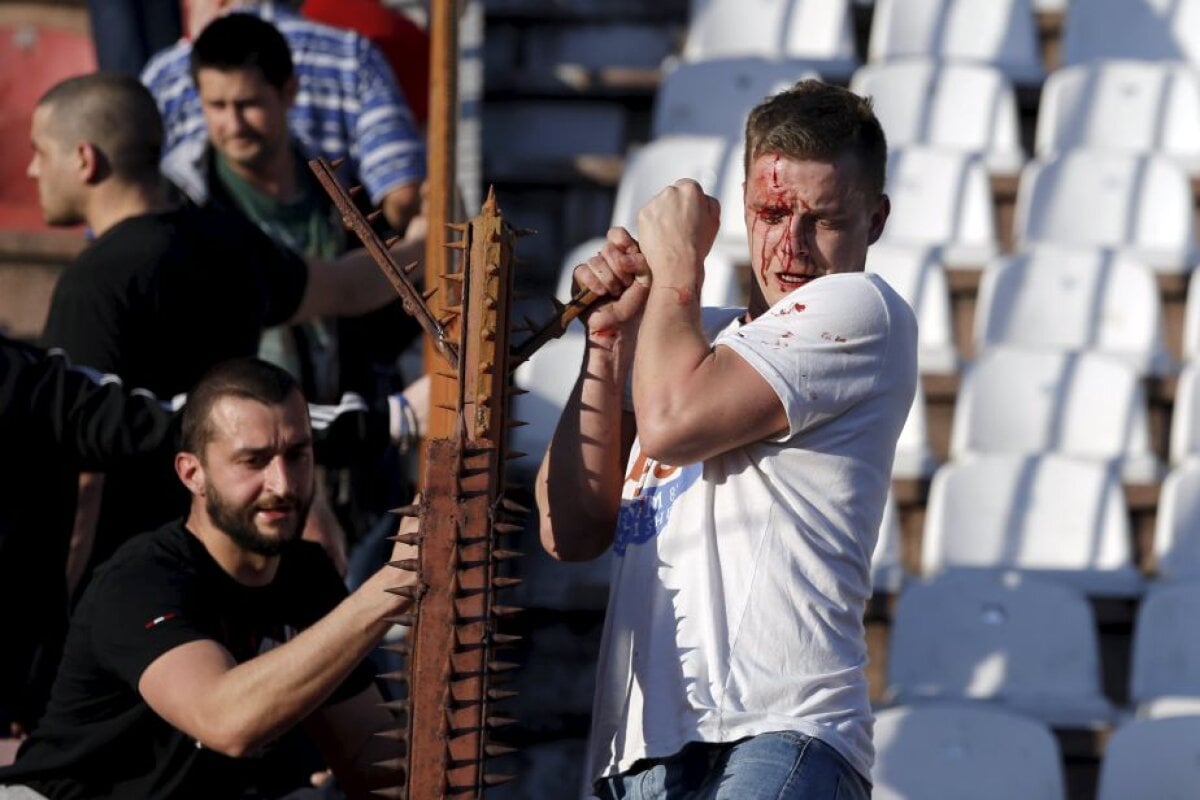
[0,20,96,231]
[1061,0,1200,67]
[1179,269,1200,363]
[652,58,819,140]
[511,320,588,472]
[1129,581,1200,717]
[973,245,1171,377]
[1097,717,1200,800]
[1153,460,1200,578]
[950,347,1159,482]
[681,0,859,81]
[849,59,1025,174]
[867,0,1044,85]
[1036,61,1200,176]
[866,243,957,374]
[873,704,1066,800]
[887,571,1114,727]
[893,379,938,480]
[878,146,999,267]
[922,454,1143,596]
[1012,151,1199,273]
[872,491,904,593]
[610,134,732,234]
[1170,366,1200,465]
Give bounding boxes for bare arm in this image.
[136,553,414,758]
[632,180,788,465]
[290,235,425,324]
[537,229,647,562]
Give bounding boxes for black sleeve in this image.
[308,394,391,467]
[0,337,178,469]
[230,211,309,327]
[40,261,129,375]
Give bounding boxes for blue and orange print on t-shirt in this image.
[614,445,702,556]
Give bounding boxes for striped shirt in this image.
[141,1,425,203]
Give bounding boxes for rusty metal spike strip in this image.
[308,157,460,369]
[381,188,523,799]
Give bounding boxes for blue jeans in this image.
[594,732,871,800]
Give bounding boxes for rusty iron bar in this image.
[307,156,460,369]
[508,286,598,367]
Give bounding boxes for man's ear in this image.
[175,451,206,497]
[76,140,104,185]
[867,194,890,245]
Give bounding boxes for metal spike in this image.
[370,788,406,799]
[444,239,467,250]
[442,271,464,282]
[488,688,519,701]
[380,642,409,656]
[485,773,518,787]
[444,304,464,315]
[493,522,523,534]
[435,369,458,380]
[446,222,468,232]
[435,403,457,412]
[552,297,567,313]
[501,497,532,514]
[493,549,522,560]
[506,450,529,460]
[388,531,421,546]
[348,184,365,197]
[438,313,458,327]
[387,558,420,572]
[380,699,409,713]
[373,728,409,742]
[512,227,537,237]
[488,660,520,673]
[491,633,522,646]
[422,287,439,301]
[402,260,420,275]
[372,757,407,772]
[389,503,421,517]
[366,208,385,223]
[486,716,517,728]
[492,605,523,617]
[506,417,530,426]
[493,576,522,589]
[385,585,422,600]
[384,235,401,247]
[384,613,417,626]
[485,744,518,757]
[329,157,346,169]
[379,670,408,682]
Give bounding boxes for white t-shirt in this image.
[585,272,918,791]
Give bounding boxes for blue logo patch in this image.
[613,462,702,555]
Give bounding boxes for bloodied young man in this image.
[0,358,415,799]
[537,79,918,799]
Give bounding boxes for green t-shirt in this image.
[215,148,345,401]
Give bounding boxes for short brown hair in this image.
[743,79,887,197]
[181,358,304,455]
[37,73,164,185]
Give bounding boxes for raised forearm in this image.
[537,334,633,561]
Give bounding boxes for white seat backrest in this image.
[879,146,998,266]
[1130,581,1200,706]
[922,454,1141,596]
[873,704,1065,800]
[1012,151,1198,273]
[652,58,820,140]
[867,243,956,374]
[887,571,1112,725]
[1170,365,1200,464]
[682,0,858,77]
[868,0,1044,85]
[850,59,1025,173]
[511,323,588,466]
[974,245,1170,376]
[611,135,733,234]
[1152,460,1200,578]
[1062,0,1200,67]
[1180,269,1200,363]
[1097,717,1200,800]
[872,491,904,593]
[1036,61,1200,175]
[950,347,1157,480]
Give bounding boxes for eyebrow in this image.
[230,436,313,458]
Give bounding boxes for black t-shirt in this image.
[41,204,308,399]
[0,521,374,799]
[38,204,311,599]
